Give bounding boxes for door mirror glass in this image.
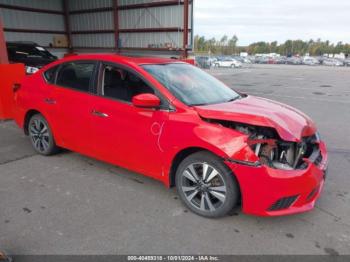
[132,93,161,108]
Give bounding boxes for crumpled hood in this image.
[194,95,316,142]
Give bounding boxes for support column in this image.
[0,18,9,64]
[183,0,189,58]
[63,0,73,52]
[113,0,120,53]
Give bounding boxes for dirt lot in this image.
[0,64,349,255]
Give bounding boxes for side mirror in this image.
[132,93,161,109]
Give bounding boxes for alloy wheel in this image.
[180,162,227,212]
[29,118,50,153]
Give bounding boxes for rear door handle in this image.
[44,98,56,104]
[91,110,109,118]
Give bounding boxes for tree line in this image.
[194,35,350,56]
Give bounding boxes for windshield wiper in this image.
[189,96,241,107]
[226,96,240,103]
[188,103,208,106]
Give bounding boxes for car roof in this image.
[57,54,182,66]
[6,41,38,46]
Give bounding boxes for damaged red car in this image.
[13,55,328,217]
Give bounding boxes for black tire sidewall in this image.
[175,151,239,218]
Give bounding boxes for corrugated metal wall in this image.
[2,11,64,31]
[0,0,62,10]
[118,4,192,49]
[69,0,193,55]
[69,0,114,49]
[1,0,193,57]
[69,0,112,11]
[0,0,67,57]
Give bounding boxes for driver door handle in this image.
[91,110,109,118]
[44,98,56,104]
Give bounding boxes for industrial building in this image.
[0,0,193,59]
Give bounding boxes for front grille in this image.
[302,135,318,158]
[314,153,323,166]
[293,134,320,169]
[268,195,298,211]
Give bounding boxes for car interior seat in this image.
[104,69,129,101]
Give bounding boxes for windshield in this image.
[142,63,240,106]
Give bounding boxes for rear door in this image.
[50,61,98,154]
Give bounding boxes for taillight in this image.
[13,83,21,92]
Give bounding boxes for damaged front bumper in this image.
[225,141,328,216]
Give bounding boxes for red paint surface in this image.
[194,95,317,142]
[13,54,328,216]
[0,64,25,119]
[227,140,328,216]
[132,93,161,108]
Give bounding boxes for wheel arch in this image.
[168,146,240,189]
[169,147,243,213]
[23,109,41,135]
[168,147,204,187]
[23,109,60,145]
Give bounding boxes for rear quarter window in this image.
[43,66,58,84]
[56,62,96,93]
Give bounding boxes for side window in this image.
[43,66,58,84]
[102,65,154,102]
[56,62,95,93]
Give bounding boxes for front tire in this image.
[175,151,239,218]
[28,114,59,155]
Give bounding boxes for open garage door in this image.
[0,0,193,58]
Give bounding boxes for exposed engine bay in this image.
[205,119,322,170]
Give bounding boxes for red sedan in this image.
[13,55,328,217]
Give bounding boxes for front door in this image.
[91,63,169,178]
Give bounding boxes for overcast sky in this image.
[194,0,350,45]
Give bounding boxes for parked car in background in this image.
[316,56,326,65]
[232,56,244,63]
[286,57,302,65]
[232,56,251,64]
[322,58,343,66]
[13,54,328,218]
[254,56,269,64]
[6,41,57,74]
[243,57,252,64]
[267,57,278,64]
[344,59,350,67]
[213,57,242,68]
[275,56,288,64]
[195,56,212,69]
[303,57,320,66]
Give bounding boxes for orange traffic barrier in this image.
[0,63,25,120]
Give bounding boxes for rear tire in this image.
[175,151,239,218]
[28,114,59,155]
